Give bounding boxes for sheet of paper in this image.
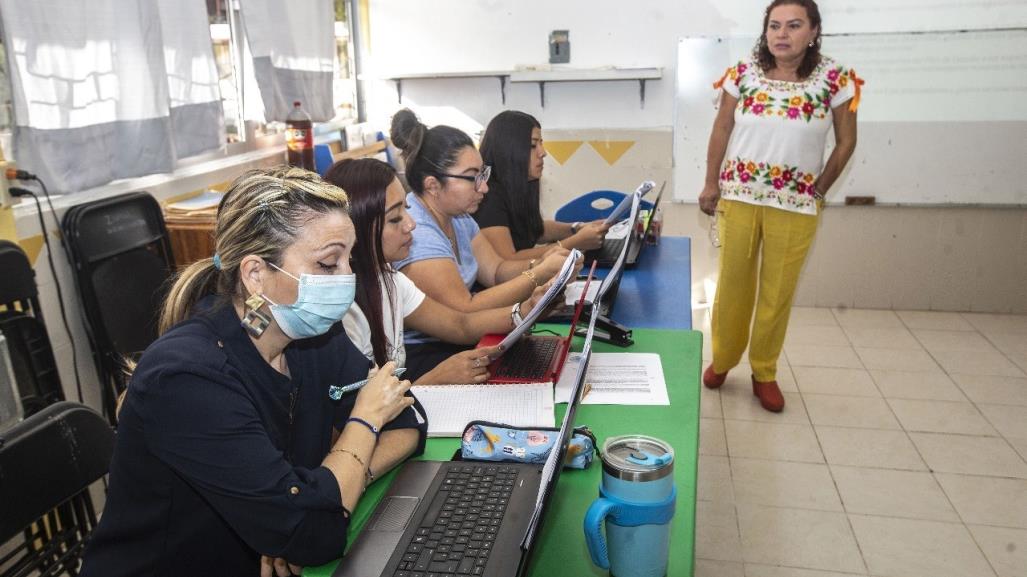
[603,219,632,240]
[601,180,653,226]
[554,352,670,405]
[410,383,555,437]
[497,249,581,350]
[563,279,601,306]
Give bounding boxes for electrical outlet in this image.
[549,30,570,64]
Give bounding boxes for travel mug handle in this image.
[583,498,616,569]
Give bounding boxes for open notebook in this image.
[409,383,554,437]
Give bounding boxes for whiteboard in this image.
[673,30,1027,205]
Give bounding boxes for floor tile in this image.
[978,404,1027,441]
[696,559,745,577]
[967,525,1027,577]
[785,345,864,369]
[804,395,900,430]
[986,332,1027,358]
[790,307,840,327]
[832,308,904,330]
[849,515,995,577]
[736,505,865,574]
[785,325,851,347]
[725,421,825,464]
[898,310,976,331]
[816,427,926,470]
[720,388,809,424]
[937,349,1026,378]
[701,418,729,456]
[935,474,1027,529]
[743,566,868,577]
[830,465,959,522]
[856,347,940,372]
[794,366,880,397]
[695,501,743,562]
[889,399,997,436]
[698,455,735,503]
[871,369,967,401]
[962,313,1027,335]
[730,458,842,511]
[952,374,1027,407]
[702,386,724,418]
[843,326,923,350]
[915,328,1000,353]
[910,432,1027,478]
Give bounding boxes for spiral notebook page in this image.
[411,383,555,437]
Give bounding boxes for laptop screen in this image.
[518,297,600,557]
[595,190,643,301]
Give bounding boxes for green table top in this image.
[306,327,702,577]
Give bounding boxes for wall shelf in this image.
[382,67,662,108]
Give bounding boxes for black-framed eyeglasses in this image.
[432,165,491,190]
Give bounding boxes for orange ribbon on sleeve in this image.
[848,69,864,112]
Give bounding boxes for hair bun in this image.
[390,108,426,162]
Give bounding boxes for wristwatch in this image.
[511,302,525,327]
[570,221,583,234]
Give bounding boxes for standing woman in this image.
[474,110,608,260]
[699,0,861,412]
[80,167,425,577]
[389,109,570,377]
[325,158,550,385]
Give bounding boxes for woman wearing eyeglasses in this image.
[388,109,570,381]
[474,110,609,260]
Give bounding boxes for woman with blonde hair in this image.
[81,167,425,577]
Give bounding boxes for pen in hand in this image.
[329,367,407,401]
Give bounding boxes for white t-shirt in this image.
[342,270,426,368]
[716,55,861,215]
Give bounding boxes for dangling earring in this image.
[241,293,272,337]
[809,40,815,47]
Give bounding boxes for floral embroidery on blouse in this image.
[720,157,819,210]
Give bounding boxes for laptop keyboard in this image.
[392,465,519,577]
[493,338,558,380]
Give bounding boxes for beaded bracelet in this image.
[330,447,367,470]
[521,269,539,288]
[347,416,381,439]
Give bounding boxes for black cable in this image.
[9,183,84,404]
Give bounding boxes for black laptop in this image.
[585,181,665,269]
[333,306,599,577]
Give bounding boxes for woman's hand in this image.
[698,184,721,216]
[260,556,301,577]
[422,347,499,385]
[568,221,608,250]
[352,361,415,428]
[534,250,570,282]
[522,281,553,313]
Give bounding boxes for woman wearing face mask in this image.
[80,167,425,577]
[474,110,608,260]
[698,0,861,412]
[389,109,575,380]
[325,158,552,386]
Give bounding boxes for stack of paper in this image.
[411,383,555,437]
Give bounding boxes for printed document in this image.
[554,352,669,405]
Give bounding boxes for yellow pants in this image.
[711,199,820,382]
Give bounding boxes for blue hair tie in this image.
[212,253,223,270]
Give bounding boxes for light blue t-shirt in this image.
[394,192,480,344]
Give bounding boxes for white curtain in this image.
[0,0,224,194]
[240,0,335,122]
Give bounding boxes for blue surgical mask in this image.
[264,263,356,339]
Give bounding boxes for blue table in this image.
[599,236,692,330]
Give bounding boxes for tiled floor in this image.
[694,307,1027,577]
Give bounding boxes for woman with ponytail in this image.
[388,109,577,379]
[325,158,552,385]
[81,167,426,577]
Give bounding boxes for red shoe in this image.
[752,376,785,412]
[703,365,728,389]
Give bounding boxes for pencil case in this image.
[459,420,597,469]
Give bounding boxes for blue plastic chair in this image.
[555,190,654,223]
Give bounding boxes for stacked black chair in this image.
[61,192,175,425]
[0,241,65,417]
[0,402,115,576]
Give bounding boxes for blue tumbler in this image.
[584,435,675,577]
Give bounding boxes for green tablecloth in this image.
[307,327,702,577]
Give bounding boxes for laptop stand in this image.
[574,308,633,347]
